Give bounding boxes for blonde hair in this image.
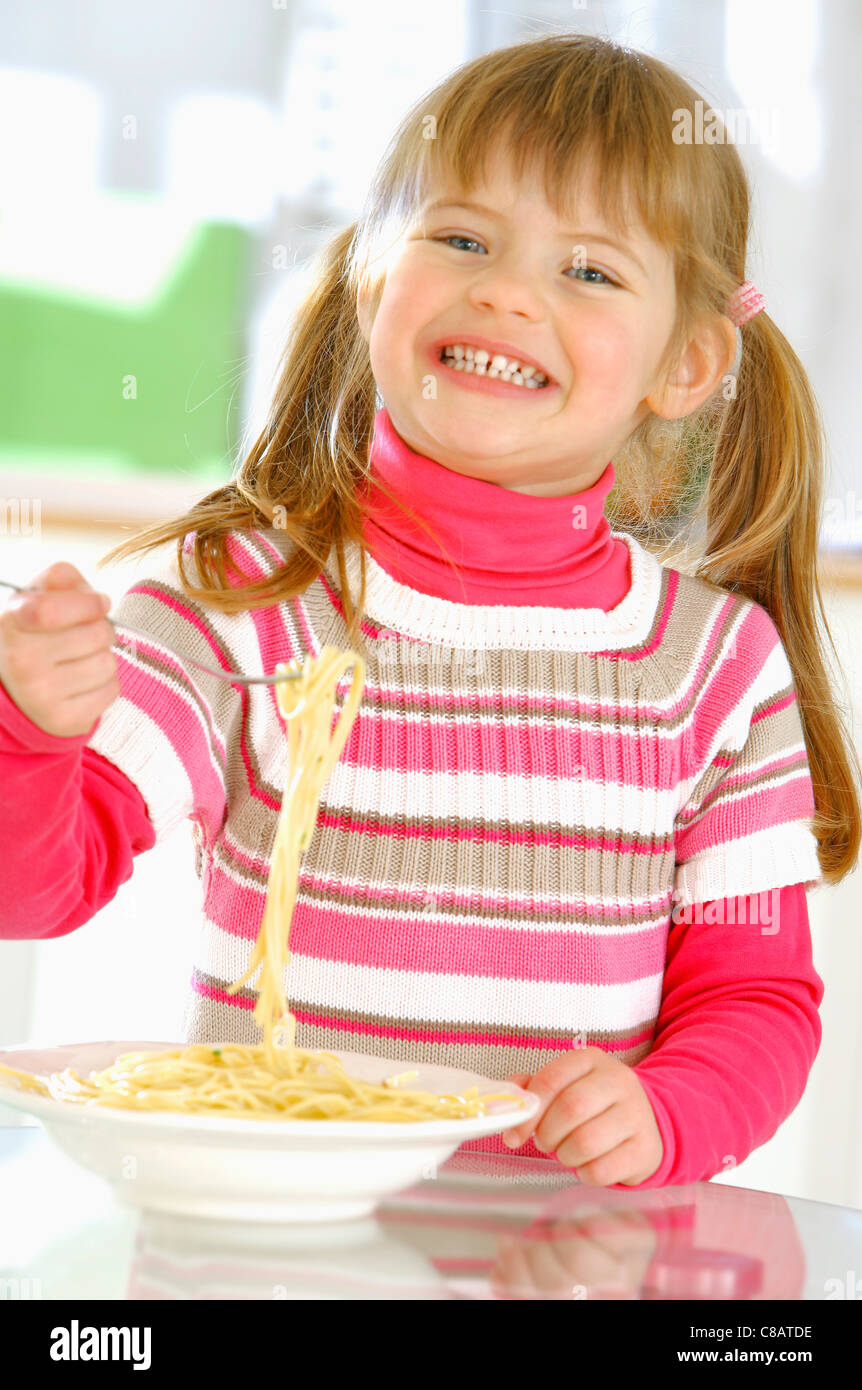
[101,33,860,885]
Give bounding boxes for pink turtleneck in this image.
[358,407,632,609]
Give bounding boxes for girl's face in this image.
[358,143,732,498]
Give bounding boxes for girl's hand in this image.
[0,562,119,738]
[503,1047,664,1187]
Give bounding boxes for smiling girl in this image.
[1,35,859,1189]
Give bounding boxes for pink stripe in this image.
[752,690,798,723]
[115,633,227,762]
[289,908,666,983]
[682,601,780,776]
[219,826,272,877]
[311,695,692,792]
[226,530,346,736]
[675,778,815,860]
[194,977,256,1013]
[204,862,669,982]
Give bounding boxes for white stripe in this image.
[285,953,663,1031]
[194,914,664,1030]
[87,696,194,843]
[675,820,822,906]
[322,759,683,830]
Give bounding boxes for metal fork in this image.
[0,579,301,686]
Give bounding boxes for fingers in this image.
[0,563,119,737]
[504,1075,558,1148]
[500,1050,608,1150]
[11,586,111,634]
[503,1051,597,1149]
[48,647,120,701]
[51,616,118,666]
[532,1075,615,1157]
[503,1071,534,1148]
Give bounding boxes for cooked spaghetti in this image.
[0,646,521,1123]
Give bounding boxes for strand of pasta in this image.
[0,645,522,1123]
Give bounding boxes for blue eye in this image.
[566,265,614,286]
[436,235,485,253]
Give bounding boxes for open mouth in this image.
[438,345,550,389]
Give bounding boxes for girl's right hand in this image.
[0,561,121,738]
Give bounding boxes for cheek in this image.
[370,279,422,353]
[570,319,645,392]
[383,253,457,326]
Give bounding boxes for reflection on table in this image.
[4,1129,861,1300]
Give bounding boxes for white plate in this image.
[0,1040,540,1223]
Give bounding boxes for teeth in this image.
[440,344,549,387]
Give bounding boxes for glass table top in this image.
[2,1124,861,1300]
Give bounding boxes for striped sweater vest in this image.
[86,523,822,1087]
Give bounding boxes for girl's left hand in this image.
[503,1047,664,1187]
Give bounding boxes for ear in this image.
[645,315,738,420]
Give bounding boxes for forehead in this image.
[423,139,652,247]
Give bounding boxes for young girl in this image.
[1,34,859,1190]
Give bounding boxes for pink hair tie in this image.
[727,280,766,327]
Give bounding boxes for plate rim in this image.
[0,1037,540,1141]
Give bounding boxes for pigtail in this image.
[694,311,861,884]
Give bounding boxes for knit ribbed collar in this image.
[326,524,663,653]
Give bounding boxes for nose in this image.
[466,257,545,319]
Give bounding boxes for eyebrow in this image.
[423,197,649,278]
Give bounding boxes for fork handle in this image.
[106,623,295,686]
[0,581,295,685]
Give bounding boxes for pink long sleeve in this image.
[0,679,155,938]
[615,881,823,1189]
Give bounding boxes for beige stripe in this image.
[273,874,674,929]
[211,813,677,915]
[679,741,812,827]
[182,988,654,1078]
